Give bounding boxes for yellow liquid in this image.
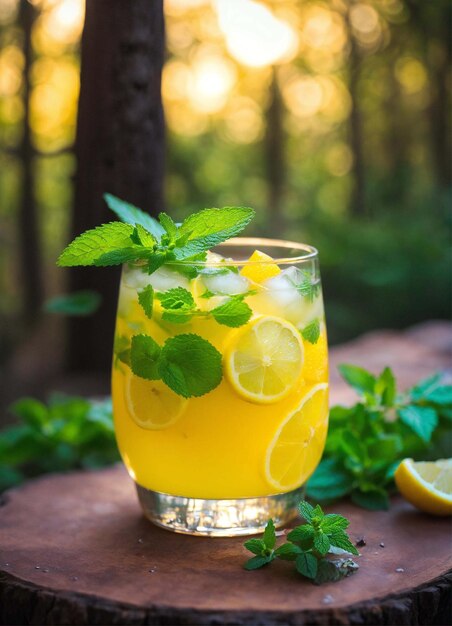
[112,264,329,499]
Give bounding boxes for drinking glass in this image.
[112,238,329,536]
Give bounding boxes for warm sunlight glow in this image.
[188,54,236,113]
[44,0,85,44]
[214,0,298,68]
[283,76,324,118]
[395,57,428,94]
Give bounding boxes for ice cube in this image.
[257,266,323,327]
[202,271,249,295]
[123,265,190,292]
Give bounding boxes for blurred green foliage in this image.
[0,394,119,491]
[307,367,452,509]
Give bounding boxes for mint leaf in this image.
[147,254,166,274]
[157,287,195,311]
[131,224,156,248]
[340,431,367,464]
[424,386,452,406]
[307,459,353,501]
[298,500,315,523]
[114,335,131,366]
[130,334,161,381]
[244,555,273,570]
[104,193,165,239]
[313,533,330,556]
[244,538,266,556]
[328,530,359,555]
[159,212,178,239]
[93,247,152,266]
[158,334,222,398]
[351,487,389,511]
[301,318,320,344]
[295,552,318,579]
[375,367,396,406]
[174,207,255,259]
[314,559,341,584]
[161,311,195,324]
[263,519,276,550]
[211,297,252,328]
[321,514,349,533]
[44,290,101,316]
[287,524,314,549]
[157,287,196,325]
[274,543,303,560]
[138,285,154,320]
[293,272,321,303]
[397,405,438,442]
[410,372,443,400]
[57,223,135,267]
[338,364,376,395]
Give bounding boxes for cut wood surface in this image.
[1,322,451,625]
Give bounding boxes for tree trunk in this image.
[427,25,451,189]
[17,0,43,325]
[265,68,285,236]
[67,0,165,373]
[344,3,367,217]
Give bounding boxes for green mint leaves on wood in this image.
[307,366,452,510]
[243,501,359,585]
[58,194,255,274]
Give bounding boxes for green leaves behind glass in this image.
[44,290,101,316]
[0,395,119,492]
[308,365,452,511]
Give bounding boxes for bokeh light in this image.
[214,0,298,68]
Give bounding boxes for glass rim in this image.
[166,237,318,268]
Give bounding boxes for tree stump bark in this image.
[1,466,451,625]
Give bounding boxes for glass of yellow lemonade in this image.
[111,238,329,536]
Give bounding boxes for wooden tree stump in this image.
[0,466,451,625]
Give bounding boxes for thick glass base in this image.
[136,483,304,536]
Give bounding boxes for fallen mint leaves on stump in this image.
[243,500,359,585]
[307,367,452,510]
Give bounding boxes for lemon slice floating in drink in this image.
[265,383,329,491]
[125,372,187,430]
[225,315,304,404]
[241,250,281,283]
[395,458,452,516]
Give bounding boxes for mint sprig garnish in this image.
[57,222,147,267]
[173,207,255,259]
[243,500,359,585]
[104,193,165,238]
[154,286,252,328]
[307,366,452,510]
[58,195,255,275]
[130,332,222,398]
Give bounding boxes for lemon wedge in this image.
[125,372,187,430]
[225,315,304,404]
[241,250,281,283]
[395,458,452,516]
[265,383,329,492]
